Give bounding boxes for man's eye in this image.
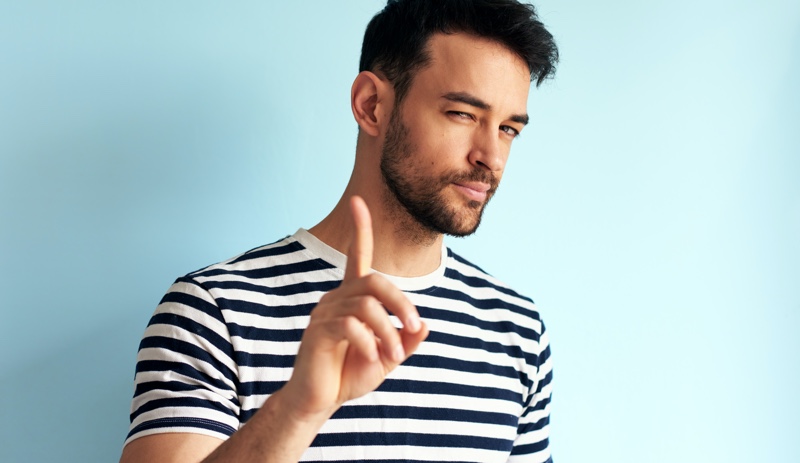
[449,111,473,120]
[501,126,520,137]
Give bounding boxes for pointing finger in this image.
[344,195,373,281]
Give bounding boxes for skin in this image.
[119,32,531,463]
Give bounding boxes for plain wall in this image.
[1,1,798,461]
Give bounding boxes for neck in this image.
[309,182,444,278]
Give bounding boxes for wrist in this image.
[266,385,338,432]
[226,387,336,463]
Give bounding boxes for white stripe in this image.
[348,389,523,417]
[318,417,516,441]
[211,287,326,307]
[301,444,511,463]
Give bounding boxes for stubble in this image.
[379,107,498,245]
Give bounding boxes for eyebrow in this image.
[441,91,529,125]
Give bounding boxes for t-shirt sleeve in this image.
[509,322,553,463]
[125,277,241,446]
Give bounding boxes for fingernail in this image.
[406,316,421,332]
[393,344,406,362]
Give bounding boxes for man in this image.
[120,1,558,462]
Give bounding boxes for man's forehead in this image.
[416,33,531,113]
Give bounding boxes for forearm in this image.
[202,387,334,463]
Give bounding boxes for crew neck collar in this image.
[292,228,447,292]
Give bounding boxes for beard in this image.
[379,108,499,239]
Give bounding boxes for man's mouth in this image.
[453,181,491,202]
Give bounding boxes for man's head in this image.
[377,32,533,239]
[360,0,558,106]
[351,0,558,242]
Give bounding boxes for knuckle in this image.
[339,315,364,334]
[363,273,388,292]
[361,273,377,287]
[353,295,377,316]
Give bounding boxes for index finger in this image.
[344,195,373,281]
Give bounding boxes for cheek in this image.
[426,128,471,166]
[408,112,470,168]
[422,137,462,170]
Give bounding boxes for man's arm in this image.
[120,434,222,463]
[508,322,553,463]
[119,386,336,463]
[119,196,428,463]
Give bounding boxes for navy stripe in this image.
[139,334,234,379]
[421,300,541,344]
[159,285,225,324]
[226,239,303,265]
[537,369,554,395]
[427,330,526,363]
[239,381,286,399]
[135,360,233,396]
[518,415,549,435]
[197,259,336,281]
[522,397,551,420]
[228,323,305,342]
[448,249,490,274]
[146,313,234,360]
[205,278,339,296]
[235,351,295,368]
[444,264,535,304]
[378,378,521,404]
[217,298,317,318]
[509,436,549,456]
[127,416,236,440]
[331,404,518,427]
[311,431,513,452]
[539,343,551,365]
[134,380,205,397]
[427,287,542,326]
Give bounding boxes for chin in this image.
[437,205,484,237]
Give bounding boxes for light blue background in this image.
[1,1,798,462]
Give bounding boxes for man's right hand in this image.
[280,195,429,421]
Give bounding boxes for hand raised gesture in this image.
[281,196,429,421]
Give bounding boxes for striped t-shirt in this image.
[127,229,553,462]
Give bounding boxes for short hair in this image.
[359,0,559,104]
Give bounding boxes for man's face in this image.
[379,33,531,237]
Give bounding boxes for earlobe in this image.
[351,71,392,137]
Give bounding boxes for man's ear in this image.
[351,71,393,137]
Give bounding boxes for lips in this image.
[453,181,491,202]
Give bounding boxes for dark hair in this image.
[359,0,559,104]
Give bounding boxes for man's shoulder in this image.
[158,230,342,315]
[443,247,537,309]
[184,231,335,281]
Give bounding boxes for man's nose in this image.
[468,127,506,172]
